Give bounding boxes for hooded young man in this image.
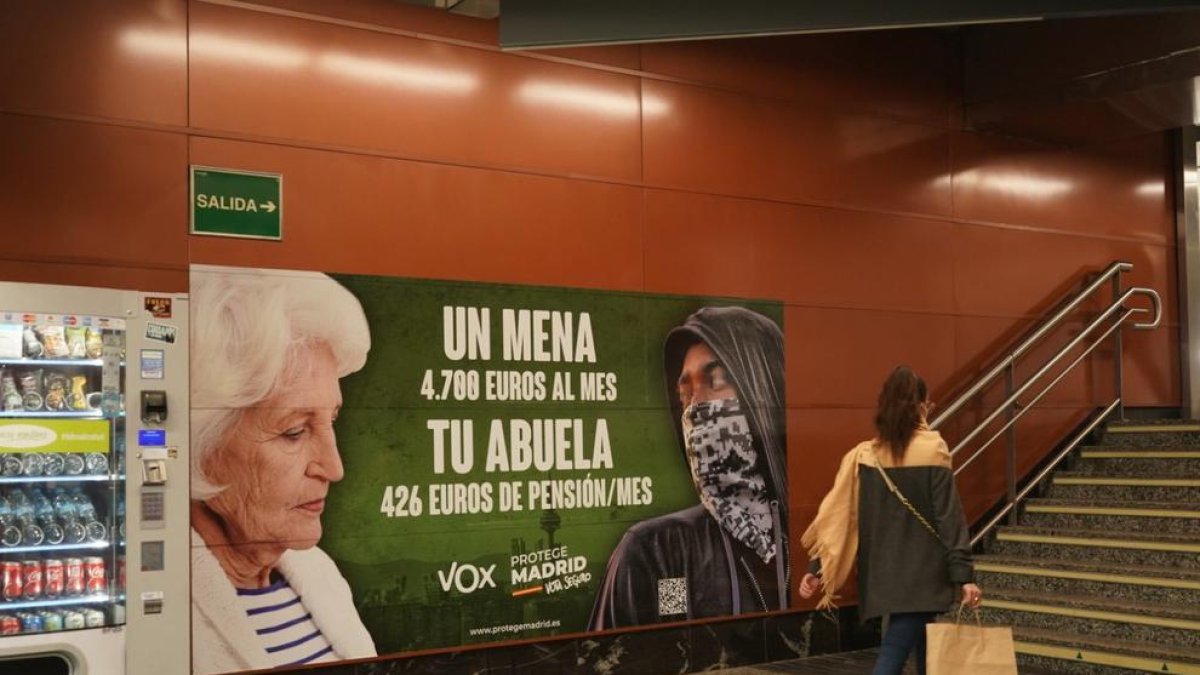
[589,306,789,630]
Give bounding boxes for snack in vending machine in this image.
[84,557,105,594]
[84,328,102,360]
[17,369,43,410]
[2,562,22,601]
[65,326,87,359]
[21,326,43,359]
[0,614,19,634]
[0,454,19,478]
[38,326,68,358]
[43,559,64,598]
[0,370,21,411]
[21,560,42,600]
[64,558,85,595]
[44,373,69,411]
[69,376,88,411]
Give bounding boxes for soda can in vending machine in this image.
[21,559,42,599]
[62,610,85,630]
[112,602,125,625]
[40,610,63,632]
[43,558,64,597]
[117,554,125,589]
[0,614,19,634]
[82,608,104,628]
[2,561,21,601]
[64,558,85,595]
[19,612,43,633]
[84,557,105,594]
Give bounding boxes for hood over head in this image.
[664,306,788,522]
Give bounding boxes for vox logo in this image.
[437,561,497,594]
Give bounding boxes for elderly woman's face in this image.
[205,343,344,551]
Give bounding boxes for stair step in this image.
[1106,423,1200,433]
[1048,472,1200,502]
[1099,422,1200,448]
[1021,499,1200,535]
[991,526,1200,569]
[1011,625,1200,675]
[975,554,1200,606]
[1073,448,1200,476]
[981,588,1200,650]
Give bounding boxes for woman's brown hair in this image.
[874,365,928,463]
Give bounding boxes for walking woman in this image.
[798,366,982,675]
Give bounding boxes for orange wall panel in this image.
[189,2,643,182]
[186,137,645,290]
[785,306,957,408]
[0,0,186,125]
[641,30,952,127]
[787,407,874,511]
[951,226,1173,319]
[951,132,1174,241]
[0,113,188,289]
[642,78,954,215]
[642,190,958,312]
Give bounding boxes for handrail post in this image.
[1005,363,1017,524]
[1112,274,1125,419]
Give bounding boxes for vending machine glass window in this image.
[0,314,125,635]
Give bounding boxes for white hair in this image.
[189,265,371,500]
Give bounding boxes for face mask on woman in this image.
[682,397,776,563]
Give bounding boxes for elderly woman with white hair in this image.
[189,266,377,674]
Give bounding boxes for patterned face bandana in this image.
[682,397,776,563]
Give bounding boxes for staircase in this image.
[973,419,1200,675]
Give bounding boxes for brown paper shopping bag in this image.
[926,609,1018,675]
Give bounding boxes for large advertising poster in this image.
[189,265,787,673]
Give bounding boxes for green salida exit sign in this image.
[190,166,282,240]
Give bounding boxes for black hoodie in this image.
[588,306,789,630]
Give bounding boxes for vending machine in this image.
[0,281,189,675]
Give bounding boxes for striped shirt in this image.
[237,578,338,668]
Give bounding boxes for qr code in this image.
[657,577,688,616]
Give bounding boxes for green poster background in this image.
[322,274,782,653]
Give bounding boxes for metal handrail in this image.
[968,398,1120,547]
[926,260,1163,544]
[953,305,1139,475]
[930,261,1134,430]
[947,287,1160,457]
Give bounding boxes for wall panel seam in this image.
[196,0,956,132]
[0,107,1176,248]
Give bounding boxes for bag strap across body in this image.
[872,452,947,550]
